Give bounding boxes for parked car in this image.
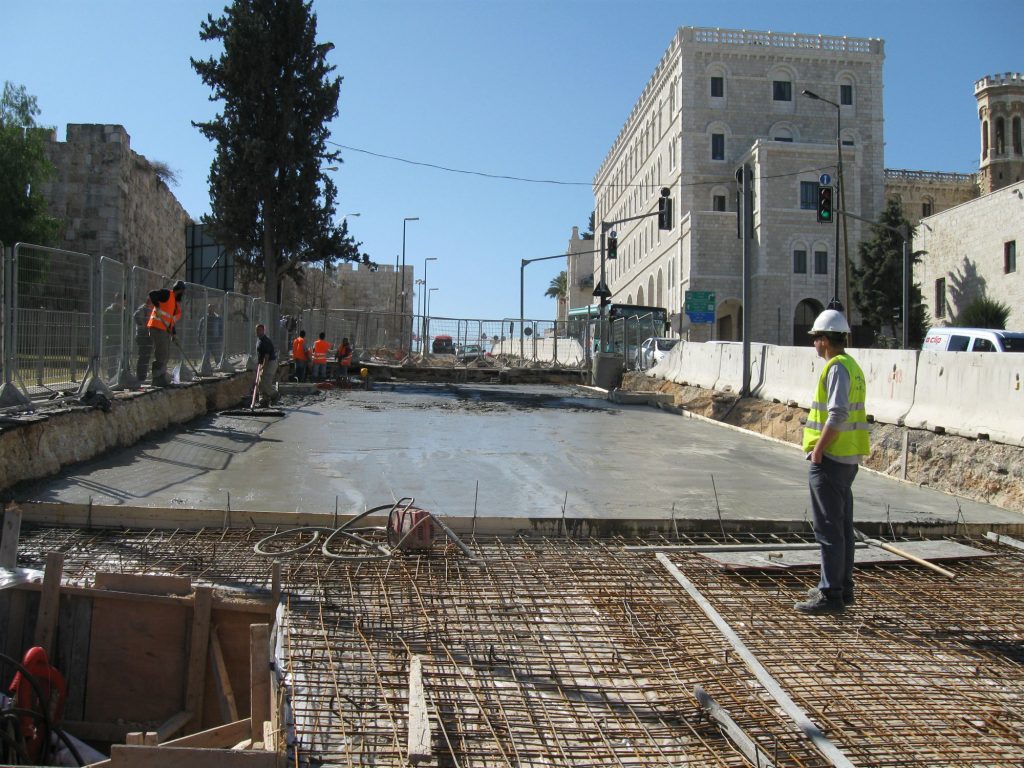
[431,335,455,355]
[922,327,1024,353]
[456,344,483,363]
[638,337,679,369]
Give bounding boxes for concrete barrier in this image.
[714,342,768,394]
[904,352,1024,445]
[752,346,819,408]
[855,349,918,425]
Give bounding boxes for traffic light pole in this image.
[520,249,599,359]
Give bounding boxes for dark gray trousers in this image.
[809,457,859,598]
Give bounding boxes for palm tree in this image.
[545,271,568,321]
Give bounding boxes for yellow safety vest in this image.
[802,354,870,457]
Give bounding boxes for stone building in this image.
[38,124,190,278]
[279,262,413,316]
[590,27,885,344]
[976,72,1024,194]
[565,226,595,320]
[883,169,977,227]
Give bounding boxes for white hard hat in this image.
[809,309,850,334]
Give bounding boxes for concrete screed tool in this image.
[220,361,286,417]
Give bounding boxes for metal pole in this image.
[741,163,751,396]
[901,228,910,350]
[401,216,419,316]
[834,105,843,308]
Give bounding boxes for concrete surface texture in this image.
[20,383,1021,526]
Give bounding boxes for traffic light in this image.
[607,231,618,259]
[658,194,673,230]
[817,185,834,223]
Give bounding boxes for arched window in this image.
[657,269,664,308]
[982,120,989,159]
[996,117,1006,154]
[1013,116,1022,155]
[637,286,645,305]
[647,276,655,306]
[793,299,824,345]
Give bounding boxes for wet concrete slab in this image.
[18,383,1023,525]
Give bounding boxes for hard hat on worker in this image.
[172,280,186,292]
[809,309,850,335]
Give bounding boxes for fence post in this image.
[0,244,31,407]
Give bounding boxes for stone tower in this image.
[975,73,1024,193]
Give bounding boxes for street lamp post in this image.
[427,287,439,327]
[802,89,845,311]
[401,216,419,314]
[421,257,437,352]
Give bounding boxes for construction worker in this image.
[335,337,353,386]
[255,323,278,407]
[292,330,310,383]
[795,309,870,615]
[311,331,330,381]
[147,280,185,387]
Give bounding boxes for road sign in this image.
[684,290,716,324]
[592,280,611,298]
[819,173,832,186]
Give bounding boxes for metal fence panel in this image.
[99,257,127,388]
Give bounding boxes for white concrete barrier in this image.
[678,341,721,389]
[755,346,819,408]
[904,351,1024,445]
[648,342,683,381]
[855,348,918,425]
[714,342,768,394]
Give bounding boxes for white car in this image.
[638,337,679,369]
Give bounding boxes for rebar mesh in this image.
[9,525,1024,767]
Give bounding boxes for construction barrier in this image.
[855,348,918,425]
[714,342,768,394]
[754,345,819,408]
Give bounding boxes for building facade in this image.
[976,72,1024,194]
[590,26,885,344]
[565,226,595,319]
[883,169,977,227]
[38,124,190,278]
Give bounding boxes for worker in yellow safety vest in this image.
[147,280,185,387]
[311,332,330,381]
[795,308,870,615]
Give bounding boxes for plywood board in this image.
[95,572,192,596]
[700,540,995,571]
[201,609,263,727]
[58,593,93,721]
[109,744,280,768]
[84,595,188,724]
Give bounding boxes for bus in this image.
[567,303,669,365]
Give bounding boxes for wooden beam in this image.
[184,587,213,734]
[695,685,776,768]
[12,579,273,613]
[163,718,250,750]
[34,551,64,655]
[209,625,240,723]
[656,553,855,768]
[109,744,281,768]
[407,654,432,763]
[157,710,194,743]
[0,502,22,568]
[250,623,270,744]
[986,531,1024,551]
[95,572,192,595]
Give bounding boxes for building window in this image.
[935,278,946,317]
[793,250,807,274]
[840,84,853,106]
[922,201,933,217]
[713,194,726,212]
[800,181,817,210]
[814,250,829,275]
[841,139,855,146]
[773,80,792,102]
[774,136,793,142]
[710,76,724,98]
[1006,241,1017,274]
[711,133,725,161]
[1014,117,1023,155]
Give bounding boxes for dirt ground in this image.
[622,372,1024,515]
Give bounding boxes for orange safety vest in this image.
[147,292,181,332]
[292,336,309,361]
[312,339,330,365]
[337,344,353,366]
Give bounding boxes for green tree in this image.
[851,198,929,347]
[544,271,567,303]
[582,211,595,240]
[191,0,358,303]
[954,296,1011,329]
[0,82,61,247]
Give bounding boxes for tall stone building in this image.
[976,72,1024,194]
[565,226,594,320]
[38,124,190,278]
[883,169,977,227]
[591,27,885,344]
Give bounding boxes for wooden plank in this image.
[84,595,188,723]
[208,624,240,723]
[184,587,213,733]
[95,572,192,596]
[657,553,855,768]
[695,685,776,768]
[202,609,264,726]
[109,744,281,768]
[57,593,93,721]
[15,579,273,612]
[700,540,995,571]
[986,531,1024,551]
[0,503,22,568]
[157,710,193,743]
[249,623,270,744]
[163,718,251,750]
[34,551,64,655]
[407,654,432,763]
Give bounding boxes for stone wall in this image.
[38,124,190,278]
[916,181,1024,327]
[279,262,414,316]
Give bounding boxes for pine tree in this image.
[191,0,358,302]
[851,198,929,347]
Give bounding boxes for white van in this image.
[922,327,1024,353]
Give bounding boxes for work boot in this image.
[806,587,855,606]
[795,591,845,615]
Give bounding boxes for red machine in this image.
[387,505,435,551]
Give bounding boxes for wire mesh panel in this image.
[98,257,127,388]
[173,281,208,383]
[12,243,95,397]
[223,292,253,371]
[198,288,226,373]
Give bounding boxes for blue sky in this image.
[3,0,1015,320]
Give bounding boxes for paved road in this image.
[20,383,1023,525]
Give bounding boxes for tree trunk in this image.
[263,226,278,303]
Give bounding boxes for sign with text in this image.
[684,290,716,324]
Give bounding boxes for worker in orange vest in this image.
[311,331,330,381]
[147,280,185,387]
[292,330,310,382]
[335,337,353,386]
